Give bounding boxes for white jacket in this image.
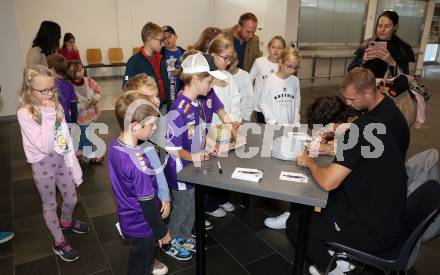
[230,69,253,121]
[211,70,242,125]
[259,73,300,126]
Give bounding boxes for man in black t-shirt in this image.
[341,67,410,159]
[289,114,407,274]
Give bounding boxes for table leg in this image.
[293,205,313,275]
[195,185,206,275]
[240,194,250,208]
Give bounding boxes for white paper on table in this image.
[279,171,308,183]
[231,167,263,182]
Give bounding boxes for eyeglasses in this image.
[206,28,221,35]
[32,87,56,95]
[216,54,232,62]
[153,37,164,43]
[286,64,301,71]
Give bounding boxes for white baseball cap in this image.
[181,53,227,80]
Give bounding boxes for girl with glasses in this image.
[17,65,87,262]
[260,47,302,230]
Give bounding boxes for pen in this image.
[217,161,223,174]
[283,174,306,179]
[238,170,262,174]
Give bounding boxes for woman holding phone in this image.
[348,11,415,78]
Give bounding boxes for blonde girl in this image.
[261,48,301,230]
[259,47,301,126]
[207,37,242,127]
[250,35,286,123]
[17,66,88,262]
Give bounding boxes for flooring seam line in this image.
[206,229,251,275]
[231,211,294,264]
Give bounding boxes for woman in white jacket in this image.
[259,47,301,126]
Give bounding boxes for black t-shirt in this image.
[368,95,410,160]
[328,115,407,247]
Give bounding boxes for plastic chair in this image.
[133,47,141,55]
[108,48,125,65]
[324,180,440,275]
[86,48,103,66]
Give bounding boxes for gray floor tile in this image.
[170,245,249,275]
[209,214,274,265]
[257,229,295,264]
[92,213,120,244]
[0,256,13,275]
[245,253,293,275]
[15,255,58,275]
[81,191,117,218]
[57,230,108,275]
[14,215,52,265]
[0,214,13,258]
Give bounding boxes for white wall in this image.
[15,0,119,65]
[0,0,23,116]
[212,0,289,55]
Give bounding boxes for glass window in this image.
[376,0,427,47]
[298,0,368,46]
[424,44,439,62]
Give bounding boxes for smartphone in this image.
[368,41,387,49]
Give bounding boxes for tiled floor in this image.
[0,68,439,275]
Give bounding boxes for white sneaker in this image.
[205,219,213,230]
[151,259,168,275]
[205,208,227,218]
[308,265,322,275]
[264,211,290,229]
[219,202,235,212]
[335,260,355,273]
[308,261,354,275]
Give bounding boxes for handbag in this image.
[408,77,431,102]
[379,68,417,127]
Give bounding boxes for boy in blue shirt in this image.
[163,53,227,260]
[108,91,171,274]
[161,25,185,106]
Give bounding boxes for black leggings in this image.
[127,235,156,275]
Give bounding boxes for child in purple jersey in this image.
[163,53,227,261]
[47,54,78,123]
[108,91,171,274]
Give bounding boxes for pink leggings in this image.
[31,153,78,242]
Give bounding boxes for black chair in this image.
[324,180,440,275]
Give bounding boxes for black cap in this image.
[162,26,176,35]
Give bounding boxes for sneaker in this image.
[163,239,192,261]
[264,211,290,229]
[178,237,196,252]
[309,263,354,275]
[219,202,235,212]
[152,259,168,275]
[61,220,89,234]
[0,231,14,244]
[205,219,213,230]
[53,241,79,262]
[205,208,227,218]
